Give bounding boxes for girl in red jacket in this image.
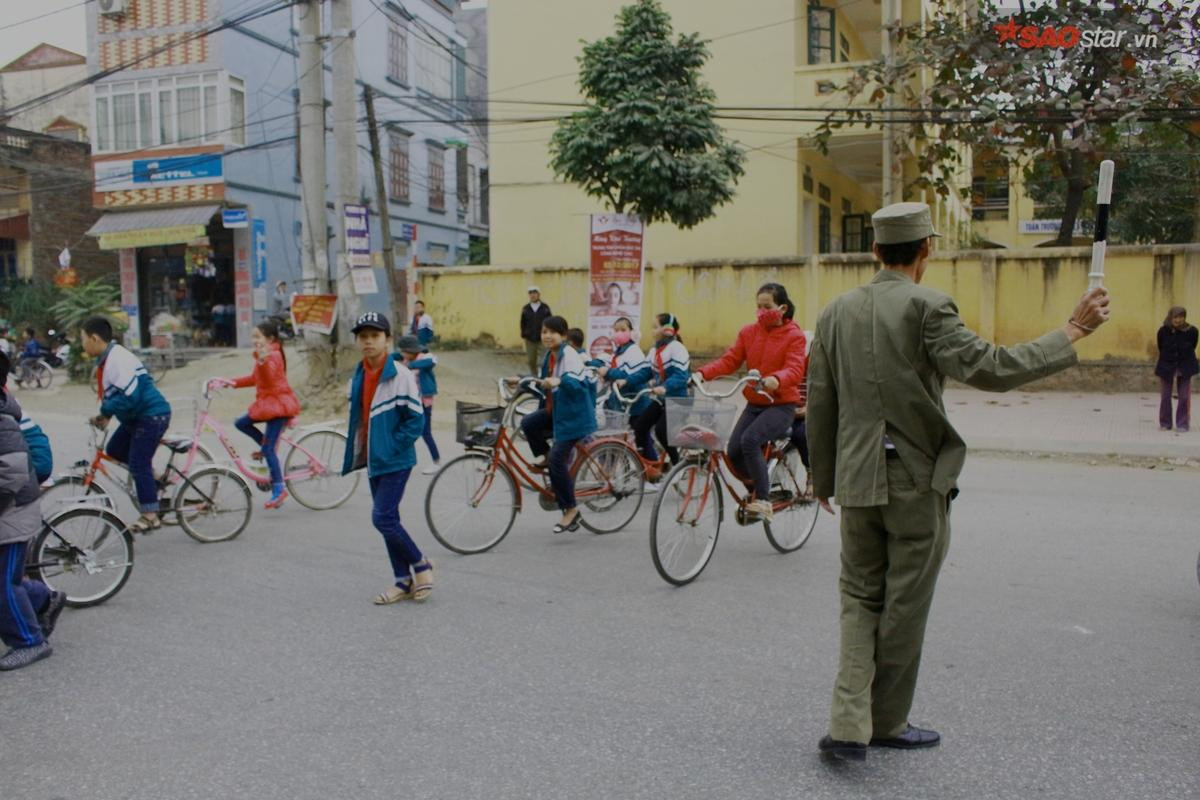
[696,282,807,522]
[212,320,301,509]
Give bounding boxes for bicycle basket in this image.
[455,402,504,447]
[594,408,629,437]
[665,397,738,451]
[165,397,199,430]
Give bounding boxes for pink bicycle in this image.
[186,380,360,511]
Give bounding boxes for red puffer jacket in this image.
[232,343,301,422]
[699,319,808,406]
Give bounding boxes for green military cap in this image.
[871,202,942,245]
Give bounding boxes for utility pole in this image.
[330,0,360,345]
[881,0,900,205]
[297,0,328,300]
[364,86,404,323]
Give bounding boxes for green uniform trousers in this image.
[525,340,542,377]
[829,457,950,744]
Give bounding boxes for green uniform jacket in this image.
[807,270,1078,507]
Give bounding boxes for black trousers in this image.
[630,402,678,465]
[727,403,796,498]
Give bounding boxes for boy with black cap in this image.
[342,313,435,604]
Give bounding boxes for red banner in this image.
[587,214,644,358]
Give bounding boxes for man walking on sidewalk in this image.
[520,286,552,376]
[807,202,1111,762]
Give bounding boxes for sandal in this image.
[411,560,434,602]
[374,582,414,605]
[552,512,582,534]
[128,514,162,534]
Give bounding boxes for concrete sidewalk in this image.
[945,388,1200,459]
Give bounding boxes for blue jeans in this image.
[421,403,440,462]
[369,470,424,586]
[235,415,288,485]
[521,409,581,511]
[1,542,46,648]
[106,413,171,512]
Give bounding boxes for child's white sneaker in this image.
[421,463,441,476]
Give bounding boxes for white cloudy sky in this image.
[0,1,88,65]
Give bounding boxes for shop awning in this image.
[0,211,29,240]
[87,205,220,250]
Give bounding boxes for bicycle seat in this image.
[160,435,194,454]
[674,425,723,451]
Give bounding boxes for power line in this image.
[0,0,93,35]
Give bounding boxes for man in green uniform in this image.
[807,202,1110,762]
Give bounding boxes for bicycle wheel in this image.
[509,394,540,441]
[763,448,819,553]
[40,474,109,515]
[32,361,52,389]
[424,453,517,554]
[174,465,252,543]
[284,429,360,510]
[649,459,723,586]
[148,353,168,383]
[30,506,133,607]
[575,440,644,534]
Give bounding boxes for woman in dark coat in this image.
[1156,306,1199,432]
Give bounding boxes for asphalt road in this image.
[5,415,1199,800]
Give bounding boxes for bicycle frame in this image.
[593,384,668,473]
[187,383,336,485]
[72,426,190,503]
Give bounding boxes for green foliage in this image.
[549,0,745,228]
[468,237,490,265]
[0,280,63,335]
[48,279,122,334]
[1023,123,1199,244]
[813,0,1200,245]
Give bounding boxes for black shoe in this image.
[870,724,941,749]
[38,591,67,639]
[0,642,53,671]
[819,735,867,762]
[552,513,582,534]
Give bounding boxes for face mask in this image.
[612,330,633,346]
[757,307,783,327]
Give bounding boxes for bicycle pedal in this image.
[255,482,270,493]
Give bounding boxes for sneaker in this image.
[643,482,659,494]
[421,463,441,476]
[0,642,53,671]
[745,498,774,522]
[264,488,289,510]
[38,591,67,639]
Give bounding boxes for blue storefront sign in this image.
[399,222,418,242]
[131,153,224,185]
[222,208,249,229]
[252,219,267,287]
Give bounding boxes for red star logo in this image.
[994,17,1019,43]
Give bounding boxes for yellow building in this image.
[488,0,973,267]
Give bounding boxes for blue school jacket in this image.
[97,343,171,424]
[541,343,597,443]
[19,414,52,482]
[342,356,425,477]
[406,352,439,398]
[650,337,691,398]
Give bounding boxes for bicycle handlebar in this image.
[608,383,660,408]
[690,369,773,402]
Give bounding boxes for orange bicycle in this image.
[648,371,819,586]
[592,384,668,484]
[423,377,645,554]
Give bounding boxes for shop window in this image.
[93,73,233,153]
[427,143,446,211]
[389,22,409,85]
[807,1,835,65]
[389,130,411,202]
[818,204,832,253]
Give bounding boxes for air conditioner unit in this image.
[98,0,128,16]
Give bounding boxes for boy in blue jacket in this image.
[394,335,441,476]
[81,317,171,533]
[343,313,434,605]
[519,316,597,534]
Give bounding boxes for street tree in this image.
[813,0,1200,245]
[549,0,745,228]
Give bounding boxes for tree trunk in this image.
[1055,152,1088,246]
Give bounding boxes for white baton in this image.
[1088,160,1115,290]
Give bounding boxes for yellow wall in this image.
[418,245,1200,362]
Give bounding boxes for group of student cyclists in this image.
[519,280,812,535]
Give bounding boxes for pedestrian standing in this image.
[342,313,434,605]
[519,316,597,533]
[81,316,171,534]
[1155,306,1197,432]
[520,286,552,376]
[395,335,442,476]
[0,354,65,671]
[211,320,300,509]
[410,300,435,347]
[807,202,1111,763]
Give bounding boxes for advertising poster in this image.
[291,294,339,335]
[587,213,644,358]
